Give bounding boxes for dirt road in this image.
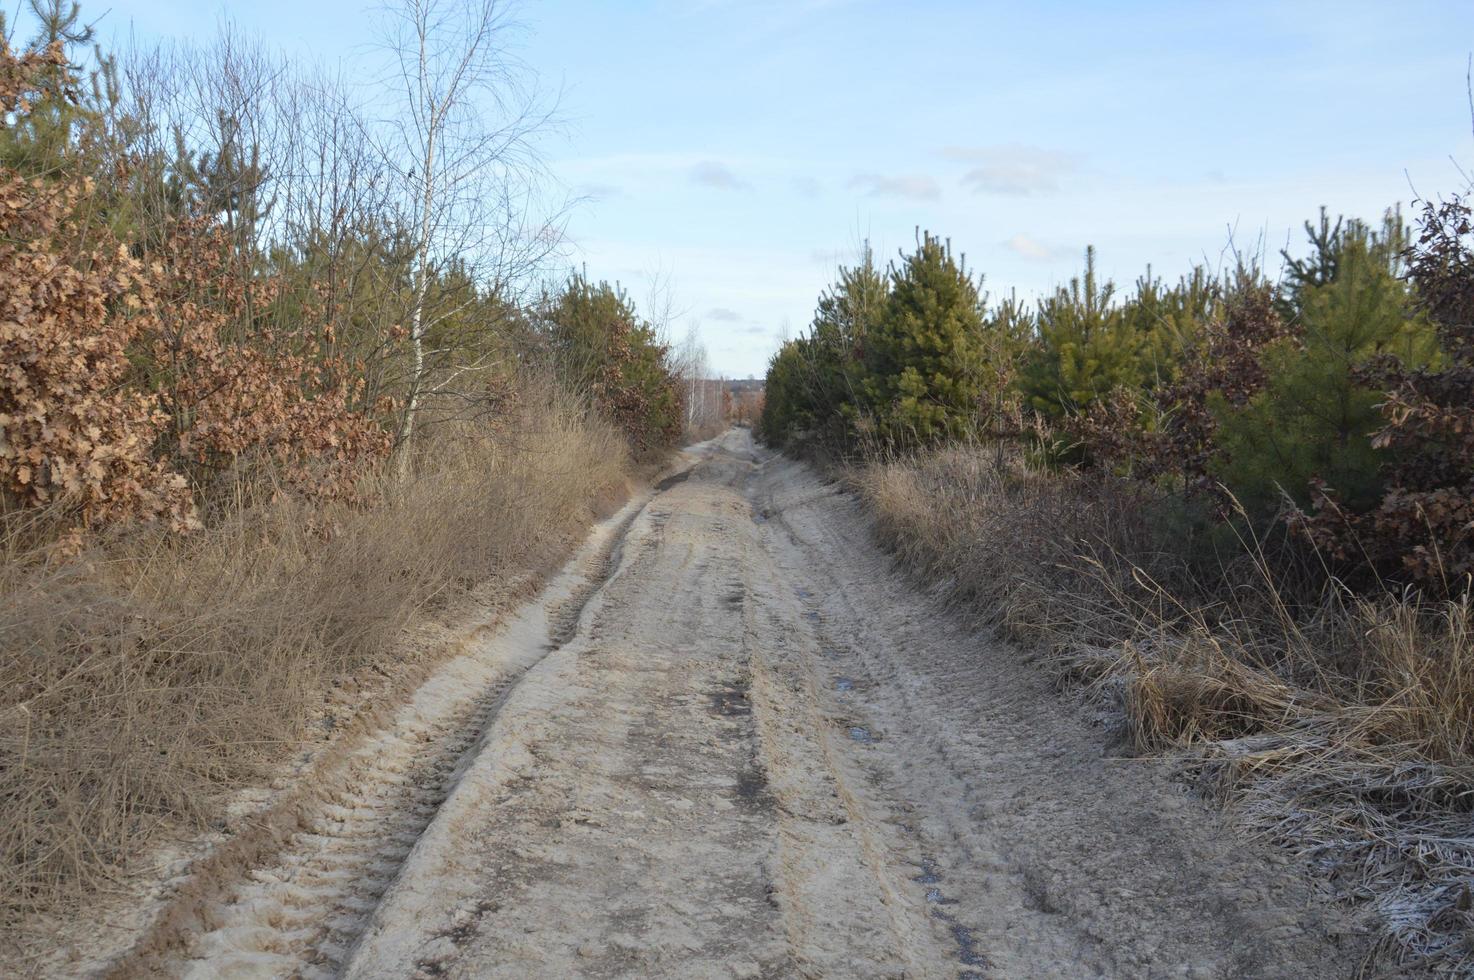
[150,429,1362,979]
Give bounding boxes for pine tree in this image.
[1211,211,1439,518]
[806,245,887,448]
[0,0,100,177]
[543,274,682,455]
[1019,246,1145,420]
[859,231,986,447]
[1123,264,1215,389]
[1299,196,1474,592]
[759,339,809,448]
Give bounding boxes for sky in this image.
[49,0,1474,377]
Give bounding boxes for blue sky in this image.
[58,0,1474,376]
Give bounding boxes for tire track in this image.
[749,447,1364,979]
[101,429,1365,979]
[101,452,704,980]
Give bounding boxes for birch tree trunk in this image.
[381,0,562,477]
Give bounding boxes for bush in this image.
[541,274,684,457]
[0,25,392,541]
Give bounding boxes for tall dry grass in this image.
[857,444,1474,973]
[0,379,629,931]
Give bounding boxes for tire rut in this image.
[102,462,695,980]
[748,448,1364,979]
[180,675,520,979]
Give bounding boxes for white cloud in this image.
[847,173,940,200]
[947,145,1082,196]
[691,160,750,190]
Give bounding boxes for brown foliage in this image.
[1158,281,1290,497]
[0,40,66,114]
[0,174,196,531]
[0,42,389,539]
[1303,198,1474,593]
[1073,281,1291,504]
[145,219,392,504]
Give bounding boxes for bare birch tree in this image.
[377,0,565,472]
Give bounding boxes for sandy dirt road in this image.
[147,429,1363,979]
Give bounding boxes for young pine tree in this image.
[543,274,682,456]
[1300,196,1474,591]
[1019,246,1144,421]
[806,247,887,448]
[1210,211,1439,519]
[860,231,987,447]
[759,338,810,448]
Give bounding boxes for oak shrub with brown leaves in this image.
[0,41,390,539]
[0,175,195,531]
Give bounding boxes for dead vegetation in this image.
[857,445,1474,974]
[0,382,628,941]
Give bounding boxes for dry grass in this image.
[0,379,629,934]
[685,419,729,446]
[856,444,1474,974]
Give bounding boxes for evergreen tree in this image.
[860,231,987,447]
[0,1,95,176]
[1211,211,1439,517]
[1123,264,1215,389]
[1298,195,1474,592]
[1019,246,1143,420]
[806,246,887,447]
[757,247,889,451]
[759,338,809,448]
[543,274,682,455]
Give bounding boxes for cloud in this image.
[578,182,622,200]
[707,306,742,322]
[946,145,1081,196]
[1003,233,1059,260]
[847,172,940,200]
[792,175,821,197]
[690,160,749,190]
